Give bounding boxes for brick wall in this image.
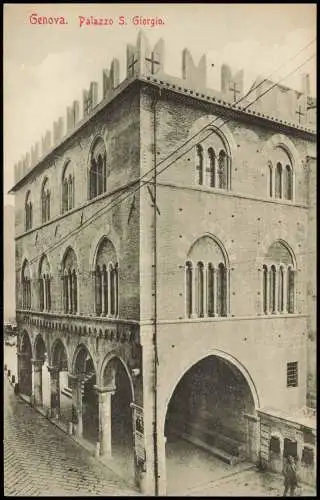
[15,87,141,321]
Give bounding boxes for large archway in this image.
[33,334,47,407]
[164,355,258,495]
[74,345,98,444]
[18,331,33,397]
[51,339,70,427]
[102,357,135,477]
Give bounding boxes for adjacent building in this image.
[9,32,316,494]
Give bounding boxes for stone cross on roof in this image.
[126,30,165,79]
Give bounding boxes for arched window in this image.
[62,247,78,314]
[278,266,284,313]
[263,265,268,314]
[207,263,214,316]
[194,128,230,190]
[25,191,33,231]
[186,235,229,319]
[284,165,293,201]
[269,147,294,201]
[95,265,102,315]
[268,162,273,198]
[207,148,216,188]
[62,162,74,213]
[196,144,204,185]
[186,261,193,318]
[196,262,204,318]
[287,267,295,313]
[262,241,296,315]
[94,238,118,317]
[41,178,50,223]
[22,260,31,309]
[89,138,107,200]
[39,255,51,312]
[218,150,227,189]
[269,265,276,314]
[275,162,282,199]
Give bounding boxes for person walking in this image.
[282,455,299,496]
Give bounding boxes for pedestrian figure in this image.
[282,455,299,496]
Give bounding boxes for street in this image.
[4,375,139,496]
[4,343,316,497]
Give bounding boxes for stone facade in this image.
[10,31,316,495]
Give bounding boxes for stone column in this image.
[274,266,279,313]
[31,359,43,407]
[107,269,112,317]
[94,385,115,457]
[157,434,167,496]
[47,365,60,418]
[68,274,72,314]
[191,266,197,319]
[203,266,208,318]
[69,374,83,437]
[283,267,288,313]
[214,267,219,316]
[101,272,106,316]
[265,267,270,315]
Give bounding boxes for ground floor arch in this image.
[18,331,33,397]
[163,354,260,495]
[32,334,47,407]
[72,344,99,444]
[48,338,70,423]
[100,356,135,479]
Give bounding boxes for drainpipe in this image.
[151,86,161,496]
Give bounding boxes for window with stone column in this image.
[62,247,78,314]
[185,235,229,319]
[41,177,51,224]
[22,259,32,309]
[93,237,119,318]
[261,240,296,315]
[62,160,75,214]
[88,138,107,200]
[267,146,294,201]
[194,128,231,190]
[25,190,33,231]
[38,254,51,312]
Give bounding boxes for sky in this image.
[3,3,316,206]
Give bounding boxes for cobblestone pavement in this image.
[4,376,139,496]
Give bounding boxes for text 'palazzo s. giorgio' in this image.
[10,31,316,495]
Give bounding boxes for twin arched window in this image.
[41,178,51,223]
[22,260,31,309]
[39,255,51,312]
[94,238,119,317]
[62,162,74,213]
[268,147,293,201]
[62,248,78,314]
[262,241,295,314]
[186,236,229,318]
[89,138,107,200]
[25,191,33,231]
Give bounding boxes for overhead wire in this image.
[16,43,316,272]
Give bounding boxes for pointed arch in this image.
[88,136,107,200]
[41,176,51,223]
[186,234,230,318]
[93,237,119,317]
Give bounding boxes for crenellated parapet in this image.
[13,30,316,186]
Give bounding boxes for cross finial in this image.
[145,51,160,75]
[229,82,240,102]
[296,105,305,124]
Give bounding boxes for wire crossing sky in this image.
[3,3,316,205]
